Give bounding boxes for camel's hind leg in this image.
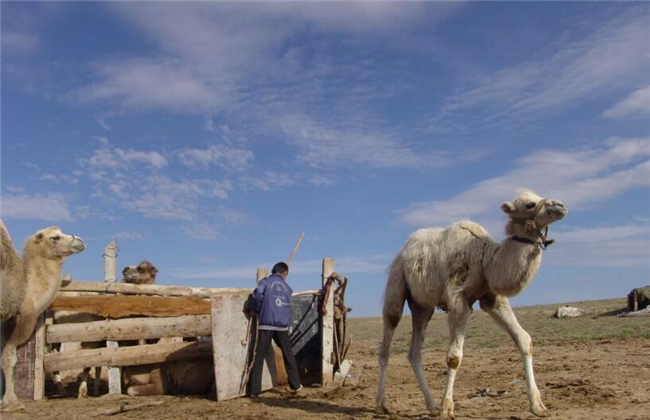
[440,297,470,420]
[407,299,438,415]
[375,265,407,414]
[480,295,549,418]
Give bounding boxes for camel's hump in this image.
[452,221,491,239]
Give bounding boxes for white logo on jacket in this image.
[275,298,290,307]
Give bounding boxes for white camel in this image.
[376,190,567,419]
[1,222,85,412]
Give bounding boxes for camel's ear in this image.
[501,202,516,214]
[35,232,44,242]
[152,266,159,274]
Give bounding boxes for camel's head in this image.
[122,260,158,285]
[26,226,86,260]
[502,190,568,237]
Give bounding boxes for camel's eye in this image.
[137,267,145,273]
[51,236,61,241]
[525,202,536,210]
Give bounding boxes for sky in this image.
[1,1,649,317]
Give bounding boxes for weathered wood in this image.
[212,291,255,401]
[46,314,212,343]
[60,280,253,299]
[33,313,46,400]
[50,294,211,318]
[321,258,335,386]
[104,241,122,395]
[43,340,213,372]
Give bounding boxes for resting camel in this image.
[122,260,158,285]
[118,261,214,396]
[1,222,85,411]
[376,191,567,419]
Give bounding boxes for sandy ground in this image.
[4,298,650,420]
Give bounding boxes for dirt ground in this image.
[5,298,650,420]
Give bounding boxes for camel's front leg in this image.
[481,295,549,417]
[441,301,470,420]
[1,311,37,412]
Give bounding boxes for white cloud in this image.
[554,224,649,244]
[399,136,650,226]
[76,58,222,113]
[84,138,167,171]
[275,113,486,169]
[1,30,40,55]
[177,144,254,171]
[114,231,144,240]
[432,8,649,129]
[1,192,73,221]
[548,222,650,268]
[73,2,471,172]
[240,171,296,192]
[171,254,390,280]
[603,85,650,118]
[95,117,111,131]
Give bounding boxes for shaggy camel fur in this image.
[1,221,27,322]
[1,224,85,412]
[376,191,567,420]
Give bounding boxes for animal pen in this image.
[12,254,352,402]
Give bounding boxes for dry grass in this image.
[349,298,649,351]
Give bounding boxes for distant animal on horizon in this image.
[1,221,85,412]
[122,260,158,285]
[376,190,567,420]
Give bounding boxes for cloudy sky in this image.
[2,2,649,316]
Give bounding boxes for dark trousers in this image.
[249,329,301,395]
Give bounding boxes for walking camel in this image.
[376,190,567,419]
[1,221,85,412]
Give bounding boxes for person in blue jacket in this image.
[249,262,302,396]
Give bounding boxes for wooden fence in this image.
[14,258,349,402]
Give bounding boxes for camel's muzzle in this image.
[71,236,85,253]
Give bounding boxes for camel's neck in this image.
[23,254,65,313]
[485,238,542,297]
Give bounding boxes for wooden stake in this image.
[321,258,335,386]
[104,240,122,395]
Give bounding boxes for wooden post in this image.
[104,240,121,395]
[33,313,46,400]
[321,258,335,386]
[256,267,268,283]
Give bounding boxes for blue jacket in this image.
[252,274,293,328]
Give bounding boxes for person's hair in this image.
[272,262,289,275]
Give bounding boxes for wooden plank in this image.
[211,291,253,401]
[50,294,211,318]
[46,314,212,343]
[43,340,213,372]
[14,321,37,399]
[60,280,254,298]
[33,313,46,400]
[321,258,335,386]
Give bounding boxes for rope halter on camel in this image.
[510,198,556,250]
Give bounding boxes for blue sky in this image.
[1,2,649,317]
